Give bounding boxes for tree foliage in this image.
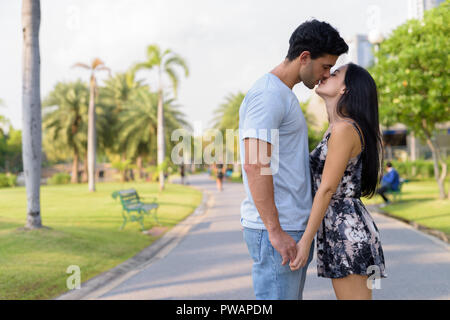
[370,1,449,136]
[370,0,450,198]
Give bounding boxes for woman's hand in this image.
[289,239,311,271]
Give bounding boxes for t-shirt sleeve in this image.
[241,90,285,145]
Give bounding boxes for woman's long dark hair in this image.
[337,63,383,198]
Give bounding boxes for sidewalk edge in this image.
[367,204,449,248]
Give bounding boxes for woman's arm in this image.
[290,122,360,269]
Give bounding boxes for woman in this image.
[289,63,387,299]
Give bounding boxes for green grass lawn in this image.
[362,179,450,236]
[0,181,202,300]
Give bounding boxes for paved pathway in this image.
[91,173,449,300]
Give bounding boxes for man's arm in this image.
[243,137,297,266]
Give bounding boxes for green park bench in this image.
[386,178,409,202]
[111,189,159,231]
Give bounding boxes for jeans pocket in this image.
[243,228,263,263]
[285,230,303,243]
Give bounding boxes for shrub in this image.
[48,172,71,185]
[0,173,17,188]
[389,159,448,179]
[145,165,159,182]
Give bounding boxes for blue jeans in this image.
[243,227,315,300]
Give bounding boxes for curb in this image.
[367,204,449,246]
[55,186,214,300]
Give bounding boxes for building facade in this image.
[408,0,446,20]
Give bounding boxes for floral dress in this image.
[309,122,387,279]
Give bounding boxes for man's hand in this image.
[268,229,297,266]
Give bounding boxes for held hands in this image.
[289,239,311,271]
[268,229,297,266]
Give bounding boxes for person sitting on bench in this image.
[377,162,400,205]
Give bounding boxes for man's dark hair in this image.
[286,19,349,61]
[386,162,392,168]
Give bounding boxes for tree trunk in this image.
[87,76,96,192]
[157,87,165,191]
[22,0,43,229]
[421,120,447,200]
[121,153,127,182]
[71,152,79,183]
[425,137,447,200]
[136,155,143,179]
[82,153,88,183]
[410,135,417,176]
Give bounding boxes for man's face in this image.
[300,54,338,89]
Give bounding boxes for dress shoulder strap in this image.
[340,119,365,150]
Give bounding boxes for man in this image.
[180,162,185,185]
[239,19,348,300]
[377,162,400,206]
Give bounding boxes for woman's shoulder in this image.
[329,121,358,139]
[328,121,363,150]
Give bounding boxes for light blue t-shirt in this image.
[239,72,312,231]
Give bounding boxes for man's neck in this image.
[270,59,301,90]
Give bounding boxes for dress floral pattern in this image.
[309,122,387,279]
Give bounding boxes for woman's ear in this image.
[340,86,347,95]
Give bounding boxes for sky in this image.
[0,0,409,135]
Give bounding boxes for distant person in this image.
[377,162,400,206]
[180,163,185,185]
[225,165,233,180]
[215,163,224,191]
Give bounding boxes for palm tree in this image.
[212,92,245,164]
[102,70,143,113]
[117,87,157,180]
[213,92,245,131]
[117,87,191,181]
[42,81,89,183]
[21,0,43,229]
[133,44,189,190]
[73,58,110,192]
[102,70,144,180]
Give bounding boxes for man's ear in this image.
[298,51,311,65]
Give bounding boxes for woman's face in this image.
[315,64,348,99]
